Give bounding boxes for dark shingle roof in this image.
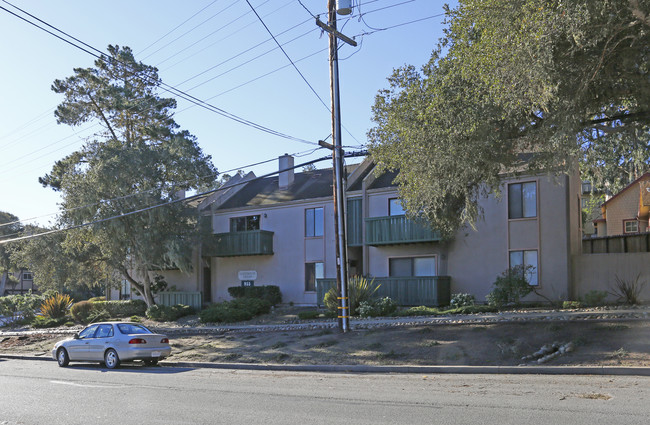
[217,169,336,209]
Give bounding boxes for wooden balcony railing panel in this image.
[204,230,274,257]
[365,215,441,245]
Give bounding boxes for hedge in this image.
[92,300,147,318]
[227,285,282,306]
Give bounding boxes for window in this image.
[305,207,324,237]
[305,262,324,292]
[79,324,99,339]
[389,198,406,216]
[508,182,537,219]
[230,215,260,232]
[389,256,436,277]
[96,324,114,338]
[581,182,592,194]
[22,272,33,280]
[624,220,639,234]
[509,250,538,286]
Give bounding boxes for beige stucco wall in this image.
[448,174,579,302]
[210,199,336,305]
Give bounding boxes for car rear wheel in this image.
[57,348,69,367]
[104,349,120,369]
[143,359,158,366]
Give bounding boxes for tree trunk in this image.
[120,267,156,308]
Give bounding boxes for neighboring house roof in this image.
[601,172,650,208]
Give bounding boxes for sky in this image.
[0,0,456,227]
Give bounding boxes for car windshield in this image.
[117,323,153,335]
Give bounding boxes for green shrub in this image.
[31,316,67,329]
[444,304,498,314]
[145,304,195,322]
[610,274,647,305]
[92,300,147,318]
[486,266,533,308]
[227,285,282,306]
[324,276,381,316]
[199,303,254,323]
[396,306,441,316]
[358,297,398,317]
[0,292,43,321]
[297,310,322,320]
[450,293,475,308]
[130,315,143,323]
[70,300,95,323]
[88,296,106,303]
[582,290,608,307]
[199,298,270,323]
[230,297,271,316]
[562,300,582,309]
[87,308,110,323]
[39,293,73,319]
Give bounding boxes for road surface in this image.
[0,359,647,424]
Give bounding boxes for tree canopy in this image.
[368,0,650,237]
[40,45,217,306]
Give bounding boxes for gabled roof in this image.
[216,168,338,210]
[602,172,650,208]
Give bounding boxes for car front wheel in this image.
[104,349,120,369]
[57,348,69,367]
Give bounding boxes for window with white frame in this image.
[22,272,33,281]
[508,182,537,219]
[305,262,324,292]
[305,207,324,237]
[624,220,639,234]
[389,256,436,277]
[509,250,538,286]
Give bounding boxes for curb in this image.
[2,354,649,376]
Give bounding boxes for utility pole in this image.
[317,0,356,333]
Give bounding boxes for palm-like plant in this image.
[38,293,73,319]
[324,276,381,316]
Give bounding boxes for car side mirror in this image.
[73,333,80,339]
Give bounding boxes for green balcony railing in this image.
[316,276,451,307]
[204,230,274,257]
[365,215,441,246]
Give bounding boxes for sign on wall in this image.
[238,271,257,280]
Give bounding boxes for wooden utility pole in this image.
[319,0,356,332]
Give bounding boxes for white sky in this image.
[0,0,455,226]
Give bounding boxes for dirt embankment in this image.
[2,319,648,367]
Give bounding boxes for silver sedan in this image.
[52,322,172,369]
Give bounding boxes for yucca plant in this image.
[38,293,73,319]
[324,276,381,316]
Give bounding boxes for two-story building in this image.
[180,154,581,306]
[593,173,650,237]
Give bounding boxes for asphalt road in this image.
[0,359,648,425]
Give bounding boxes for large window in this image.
[305,262,324,292]
[305,207,324,237]
[508,182,537,219]
[389,256,436,277]
[509,250,538,286]
[230,215,260,232]
[389,198,406,216]
[624,220,639,234]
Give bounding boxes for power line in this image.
[0,0,315,146]
[0,150,368,245]
[0,146,329,231]
[137,0,220,56]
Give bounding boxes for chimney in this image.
[278,154,294,190]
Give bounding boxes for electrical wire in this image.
[0,150,368,245]
[0,0,316,146]
[0,146,329,230]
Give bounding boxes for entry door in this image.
[203,265,212,303]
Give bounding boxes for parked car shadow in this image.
[65,363,195,374]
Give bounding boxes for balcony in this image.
[316,276,451,307]
[204,230,274,257]
[365,215,441,246]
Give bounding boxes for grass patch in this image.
[577,393,612,400]
[376,350,402,360]
[608,347,629,359]
[271,342,287,349]
[273,353,290,362]
[366,342,383,350]
[421,340,440,347]
[312,339,339,349]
